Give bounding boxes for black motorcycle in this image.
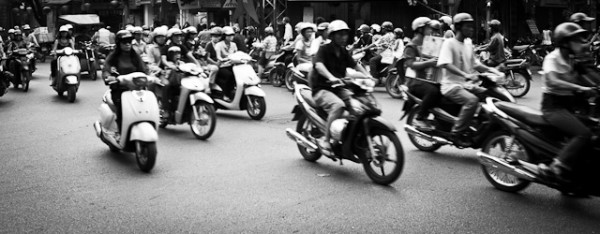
[79,41,98,80]
[402,73,515,151]
[8,48,34,92]
[500,58,532,98]
[286,77,404,185]
[477,92,600,196]
[0,59,12,97]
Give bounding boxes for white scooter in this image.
[158,63,217,140]
[52,47,81,102]
[93,71,160,173]
[211,52,267,120]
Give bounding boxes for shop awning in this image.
[59,14,101,25]
[43,0,72,4]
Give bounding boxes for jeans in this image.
[409,81,442,119]
[369,55,383,78]
[444,86,486,132]
[162,70,184,113]
[110,86,127,130]
[216,67,235,97]
[541,94,593,169]
[313,89,352,141]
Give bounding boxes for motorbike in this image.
[512,44,543,66]
[0,59,12,97]
[475,49,533,98]
[284,57,312,92]
[52,47,81,102]
[286,76,404,185]
[79,41,99,80]
[477,93,600,196]
[92,71,160,173]
[157,63,217,140]
[210,52,267,120]
[402,73,515,151]
[97,44,115,70]
[9,48,34,92]
[264,44,294,87]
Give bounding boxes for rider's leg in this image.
[314,89,345,151]
[369,55,382,78]
[444,86,479,133]
[50,59,58,86]
[110,87,126,131]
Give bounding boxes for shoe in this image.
[538,161,573,185]
[450,130,472,147]
[412,118,434,130]
[317,138,334,157]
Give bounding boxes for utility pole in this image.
[485,0,491,40]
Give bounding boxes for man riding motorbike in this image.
[102,30,148,134]
[477,19,506,67]
[313,22,330,47]
[7,29,30,84]
[439,16,455,39]
[50,26,75,86]
[204,27,222,85]
[537,22,599,184]
[294,23,318,65]
[310,20,371,154]
[145,26,169,68]
[183,26,200,57]
[257,26,277,78]
[365,21,396,79]
[22,25,38,71]
[437,13,503,142]
[214,26,238,101]
[131,26,147,56]
[404,17,442,129]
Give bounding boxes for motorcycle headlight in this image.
[64,47,73,56]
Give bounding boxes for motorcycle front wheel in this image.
[270,68,283,87]
[21,71,30,92]
[405,107,442,152]
[246,95,266,120]
[385,74,403,99]
[480,131,531,193]
[296,115,322,162]
[284,70,294,92]
[135,141,157,173]
[504,72,530,98]
[89,61,98,80]
[67,86,76,102]
[190,102,217,140]
[361,128,404,185]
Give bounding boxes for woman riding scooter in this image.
[102,30,148,133]
[51,26,75,86]
[257,26,277,78]
[215,26,238,101]
[537,22,599,184]
[294,23,318,65]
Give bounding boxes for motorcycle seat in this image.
[495,101,550,126]
[505,59,525,65]
[512,45,529,52]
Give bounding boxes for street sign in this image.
[526,19,540,35]
[223,0,237,9]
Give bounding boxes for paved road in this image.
[1,63,599,233]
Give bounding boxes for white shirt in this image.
[437,37,480,94]
[284,23,293,41]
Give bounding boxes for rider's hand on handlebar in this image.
[428,58,439,66]
[579,86,597,96]
[106,76,117,84]
[464,73,479,82]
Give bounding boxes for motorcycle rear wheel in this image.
[270,69,283,87]
[481,131,531,193]
[67,86,76,103]
[296,115,322,162]
[190,102,217,140]
[361,128,404,185]
[405,107,442,152]
[504,72,530,98]
[385,74,403,99]
[284,70,294,92]
[135,141,157,173]
[21,71,30,92]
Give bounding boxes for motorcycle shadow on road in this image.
[408,150,481,167]
[95,150,157,176]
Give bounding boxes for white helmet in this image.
[412,17,431,31]
[167,28,183,38]
[59,26,69,32]
[22,24,31,30]
[222,26,235,35]
[132,26,143,34]
[327,20,350,35]
[299,23,317,33]
[8,29,15,34]
[153,26,168,37]
[264,27,274,34]
[439,16,453,25]
[184,26,198,34]
[65,24,73,29]
[453,13,474,25]
[371,24,381,33]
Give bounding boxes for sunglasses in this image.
[120,39,133,44]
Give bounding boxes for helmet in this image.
[299,23,317,33]
[65,24,73,30]
[554,22,588,44]
[489,19,501,27]
[264,27,274,34]
[439,15,452,25]
[295,22,305,32]
[132,26,143,34]
[8,29,15,34]
[14,26,20,30]
[210,27,223,36]
[232,25,240,33]
[412,17,431,31]
[570,12,595,23]
[222,26,235,36]
[153,26,168,37]
[22,24,30,30]
[168,46,182,53]
[185,26,198,34]
[142,25,149,30]
[59,26,69,32]
[167,28,183,38]
[428,20,442,30]
[13,30,22,35]
[116,30,133,41]
[453,13,474,25]
[381,21,394,31]
[317,22,329,31]
[371,24,381,33]
[358,24,370,33]
[328,20,350,35]
[393,28,404,36]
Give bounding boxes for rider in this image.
[439,16,455,38]
[6,29,29,82]
[215,26,238,101]
[404,17,442,129]
[478,19,505,67]
[371,24,382,42]
[437,13,503,143]
[294,23,317,65]
[182,26,200,58]
[50,26,75,86]
[310,20,371,154]
[145,26,169,69]
[102,30,148,133]
[141,25,152,44]
[232,25,248,53]
[428,20,443,37]
[313,22,330,48]
[22,25,38,72]
[537,22,597,183]
[161,28,200,69]
[366,21,396,79]
[161,46,187,119]
[257,27,277,78]
[131,26,147,56]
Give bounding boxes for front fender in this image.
[129,122,158,142]
[65,75,79,85]
[244,86,266,97]
[367,116,396,131]
[190,92,214,105]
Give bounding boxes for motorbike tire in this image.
[22,71,30,92]
[385,74,403,99]
[361,128,404,185]
[480,131,531,193]
[157,100,168,129]
[504,72,530,98]
[246,96,266,120]
[284,70,294,92]
[67,86,76,103]
[296,115,322,162]
[135,141,157,173]
[90,61,98,81]
[270,69,283,87]
[189,102,217,140]
[405,107,442,152]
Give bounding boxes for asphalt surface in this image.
[1,63,599,233]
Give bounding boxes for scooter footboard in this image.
[98,103,117,132]
[129,122,158,142]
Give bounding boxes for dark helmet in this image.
[489,19,501,31]
[381,21,394,32]
[554,22,588,45]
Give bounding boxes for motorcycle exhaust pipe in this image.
[93,121,102,137]
[404,125,452,145]
[285,128,318,151]
[477,151,537,181]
